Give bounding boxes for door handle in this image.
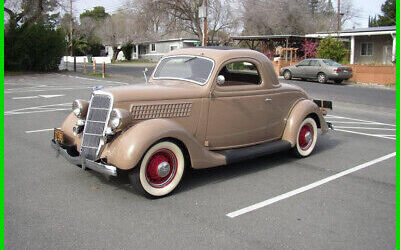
[265,98,272,102]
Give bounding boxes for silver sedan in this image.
[280,59,352,84]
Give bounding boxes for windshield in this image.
[153,56,214,85]
[323,59,341,67]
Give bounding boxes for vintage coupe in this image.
[52,47,331,197]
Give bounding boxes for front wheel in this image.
[317,73,327,83]
[129,141,185,198]
[283,70,292,80]
[292,117,318,158]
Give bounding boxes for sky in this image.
[73,0,387,29]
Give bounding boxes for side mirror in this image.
[216,75,225,86]
[143,68,149,83]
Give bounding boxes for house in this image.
[306,26,396,65]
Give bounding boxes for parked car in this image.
[280,58,352,84]
[52,47,331,198]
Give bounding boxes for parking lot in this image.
[4,72,395,250]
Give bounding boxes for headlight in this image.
[109,108,130,131]
[72,99,88,118]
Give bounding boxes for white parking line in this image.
[26,128,59,133]
[326,115,396,127]
[334,129,395,140]
[5,103,70,116]
[226,152,396,218]
[334,126,396,130]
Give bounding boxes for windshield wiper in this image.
[184,57,197,63]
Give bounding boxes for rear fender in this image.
[102,119,226,170]
[282,99,329,147]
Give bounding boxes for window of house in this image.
[150,43,156,52]
[170,45,178,51]
[218,61,261,86]
[361,43,373,56]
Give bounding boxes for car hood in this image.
[100,80,206,103]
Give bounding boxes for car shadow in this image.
[290,78,352,86]
[87,134,340,198]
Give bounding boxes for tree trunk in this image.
[112,46,121,62]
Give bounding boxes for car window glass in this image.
[322,59,341,66]
[297,60,310,66]
[153,56,214,85]
[309,60,320,66]
[218,61,261,86]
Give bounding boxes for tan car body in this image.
[59,48,328,171]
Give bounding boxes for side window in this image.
[297,60,310,66]
[218,61,261,86]
[150,43,156,52]
[309,60,320,66]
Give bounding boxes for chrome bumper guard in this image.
[51,139,117,176]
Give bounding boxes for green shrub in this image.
[5,22,65,72]
[317,36,347,63]
[121,43,134,61]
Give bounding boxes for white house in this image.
[306,26,396,65]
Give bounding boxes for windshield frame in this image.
[152,55,215,86]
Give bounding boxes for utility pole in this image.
[337,0,341,32]
[202,0,208,46]
[69,0,73,56]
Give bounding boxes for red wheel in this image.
[293,117,318,157]
[129,141,185,197]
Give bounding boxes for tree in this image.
[369,0,395,27]
[80,6,109,21]
[302,39,318,58]
[317,36,347,63]
[121,43,134,60]
[96,12,138,61]
[5,22,65,71]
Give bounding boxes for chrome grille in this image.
[81,94,112,161]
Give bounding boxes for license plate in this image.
[343,70,348,73]
[54,128,64,143]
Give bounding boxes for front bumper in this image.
[51,139,117,176]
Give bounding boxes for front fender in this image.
[282,99,329,147]
[101,119,226,170]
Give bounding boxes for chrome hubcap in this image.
[157,162,171,178]
[305,131,312,144]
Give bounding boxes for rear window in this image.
[323,59,341,66]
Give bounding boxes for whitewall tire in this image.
[129,141,185,198]
[293,117,318,157]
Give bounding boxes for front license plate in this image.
[54,128,64,143]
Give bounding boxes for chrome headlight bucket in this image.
[109,108,131,131]
[72,99,89,118]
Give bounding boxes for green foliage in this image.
[80,6,109,21]
[317,36,347,63]
[369,0,396,27]
[5,22,65,71]
[121,43,134,61]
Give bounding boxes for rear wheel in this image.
[129,141,185,198]
[293,117,318,158]
[317,73,327,84]
[283,70,292,80]
[334,79,343,84]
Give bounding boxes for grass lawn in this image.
[87,72,109,78]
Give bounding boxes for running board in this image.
[215,140,292,165]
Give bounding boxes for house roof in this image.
[230,34,306,40]
[141,37,199,44]
[306,26,396,38]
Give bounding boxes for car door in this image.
[292,59,310,78]
[205,59,283,149]
[306,59,322,78]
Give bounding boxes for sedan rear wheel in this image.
[293,117,318,158]
[283,70,292,80]
[129,141,185,198]
[317,73,327,84]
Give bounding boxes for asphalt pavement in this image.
[4,70,396,250]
